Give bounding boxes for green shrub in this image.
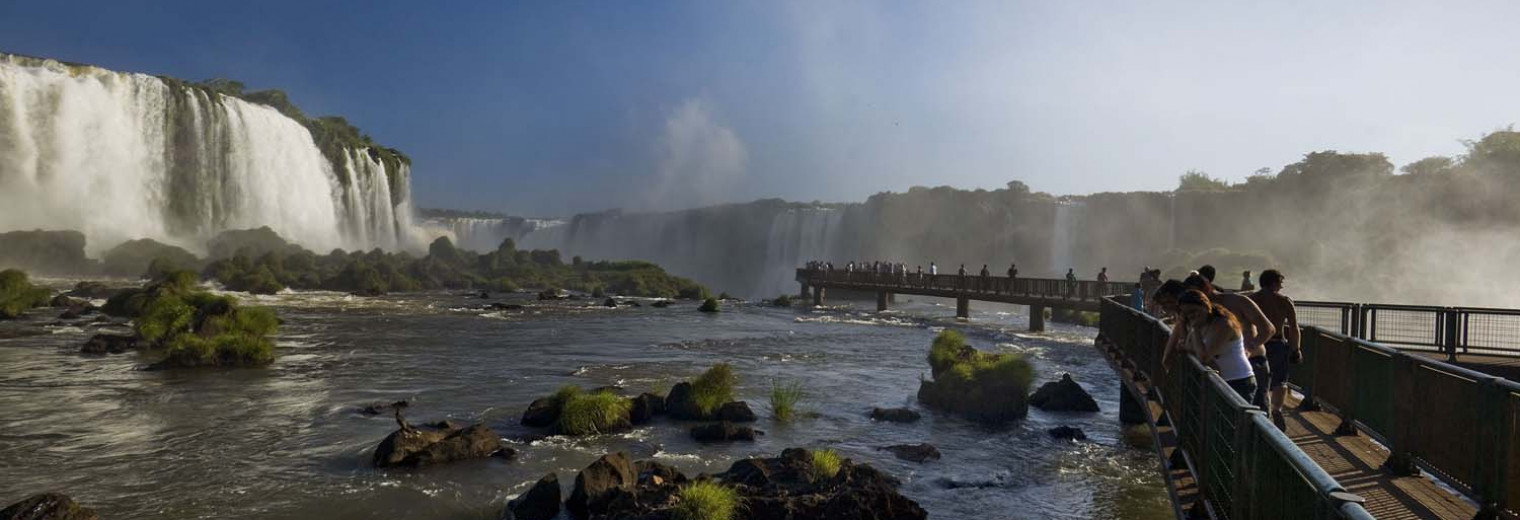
[691,363,737,417]
[809,449,842,482]
[773,294,792,307]
[698,298,720,313]
[0,269,52,319]
[672,481,740,520]
[927,329,970,377]
[557,388,632,435]
[109,270,279,367]
[134,294,196,343]
[769,380,804,422]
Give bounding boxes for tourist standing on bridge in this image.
[1240,270,1255,292]
[1131,283,1144,310]
[929,262,937,277]
[1185,274,1275,409]
[957,264,967,290]
[1065,268,1077,297]
[1098,267,1109,283]
[1178,289,1258,402]
[979,264,990,292]
[1152,280,1190,366]
[1140,268,1162,315]
[1198,265,1217,284]
[1250,269,1300,430]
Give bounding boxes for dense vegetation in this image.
[672,481,740,520]
[0,269,52,319]
[556,386,633,436]
[104,270,279,367]
[689,363,738,418]
[200,229,706,298]
[917,330,1033,423]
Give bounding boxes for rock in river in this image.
[878,443,941,463]
[0,493,98,520]
[870,407,921,423]
[373,413,513,468]
[504,472,561,520]
[1029,374,1099,412]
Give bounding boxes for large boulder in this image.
[869,407,921,423]
[504,473,560,520]
[373,419,512,468]
[628,393,665,425]
[521,397,560,428]
[567,452,636,519]
[80,334,136,355]
[1048,426,1088,441]
[634,460,687,486]
[878,443,941,463]
[664,382,702,420]
[716,401,757,422]
[66,282,119,300]
[690,422,759,443]
[0,493,98,520]
[1029,374,1099,412]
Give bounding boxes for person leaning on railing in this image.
[1178,289,1259,402]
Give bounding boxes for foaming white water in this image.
[420,216,565,252]
[0,54,421,255]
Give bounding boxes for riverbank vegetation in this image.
[769,380,805,422]
[105,270,278,367]
[672,481,740,520]
[917,330,1033,423]
[0,270,52,319]
[809,448,843,482]
[557,387,633,436]
[690,363,738,418]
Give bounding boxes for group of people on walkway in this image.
[1147,265,1301,430]
[805,260,1125,297]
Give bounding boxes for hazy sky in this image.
[4,1,1520,216]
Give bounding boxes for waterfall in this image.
[0,54,421,255]
[420,216,565,252]
[759,207,842,296]
[1049,201,1084,276]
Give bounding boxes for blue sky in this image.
[4,1,1520,215]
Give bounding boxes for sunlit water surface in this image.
[0,284,1171,520]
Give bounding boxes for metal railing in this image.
[1299,301,1520,359]
[1291,325,1520,517]
[1100,298,1375,520]
[796,268,1133,302]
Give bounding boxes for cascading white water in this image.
[420,216,565,252]
[1049,201,1081,276]
[760,207,842,295]
[0,54,421,255]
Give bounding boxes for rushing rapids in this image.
[0,53,422,255]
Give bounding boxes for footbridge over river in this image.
[795,268,1130,331]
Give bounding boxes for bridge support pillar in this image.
[955,297,969,319]
[799,283,810,299]
[1029,305,1046,332]
[876,291,889,312]
[812,287,825,307]
[1119,384,1147,425]
[888,292,896,304]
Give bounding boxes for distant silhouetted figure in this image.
[1131,282,1144,310]
[979,264,990,291]
[1240,270,1255,292]
[1065,268,1076,282]
[1097,267,1109,283]
[929,262,938,276]
[1065,268,1076,297]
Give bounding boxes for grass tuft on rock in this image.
[698,298,720,313]
[558,388,632,435]
[769,380,804,422]
[672,480,740,520]
[809,449,842,482]
[919,329,1034,423]
[691,363,737,417]
[773,294,792,307]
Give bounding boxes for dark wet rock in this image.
[504,472,560,520]
[878,443,941,463]
[870,407,921,423]
[427,420,458,430]
[0,492,98,520]
[66,281,119,300]
[521,397,560,428]
[717,401,757,422]
[602,298,618,308]
[360,400,410,416]
[1029,374,1099,413]
[622,300,642,307]
[477,291,491,299]
[634,460,686,486]
[536,289,564,301]
[80,334,136,355]
[651,300,670,308]
[57,308,82,320]
[690,422,759,443]
[1047,426,1088,441]
[628,393,666,425]
[0,327,47,340]
[48,295,83,308]
[373,415,511,468]
[489,302,525,310]
[664,382,701,420]
[567,452,636,519]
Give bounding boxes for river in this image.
[0,284,1171,520]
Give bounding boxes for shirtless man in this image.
[1184,274,1275,409]
[1249,269,1299,430]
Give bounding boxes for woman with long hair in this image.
[1178,289,1257,402]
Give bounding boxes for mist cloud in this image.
[643,98,747,211]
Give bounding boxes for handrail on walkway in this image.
[1100,297,1375,520]
[795,268,1133,302]
[1299,300,1520,359]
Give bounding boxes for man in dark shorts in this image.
[1249,269,1299,430]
